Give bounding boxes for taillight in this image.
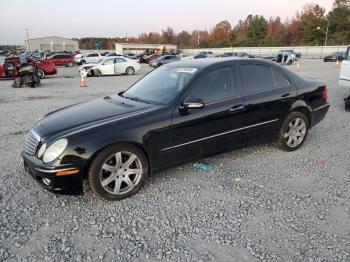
[322,85,328,101]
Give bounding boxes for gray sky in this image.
[0,0,334,45]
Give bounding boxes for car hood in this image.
[82,63,98,68]
[34,94,158,140]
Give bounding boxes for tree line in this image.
[78,0,349,50]
[1,0,348,51]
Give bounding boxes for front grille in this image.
[24,129,40,156]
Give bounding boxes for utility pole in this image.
[26,28,32,52]
[324,19,329,46]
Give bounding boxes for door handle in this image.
[281,93,291,98]
[229,105,245,113]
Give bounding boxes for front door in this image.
[162,65,246,165]
[100,58,115,75]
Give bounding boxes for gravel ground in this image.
[0,60,349,261]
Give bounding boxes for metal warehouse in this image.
[25,36,79,52]
[115,43,177,55]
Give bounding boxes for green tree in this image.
[177,30,192,48]
[247,15,268,46]
[327,0,350,45]
[300,4,327,45]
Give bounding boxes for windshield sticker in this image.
[176,68,197,74]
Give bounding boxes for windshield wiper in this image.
[123,95,152,104]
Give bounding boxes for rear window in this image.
[240,64,275,94]
[272,69,291,88]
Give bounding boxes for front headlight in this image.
[42,139,68,163]
[37,143,46,158]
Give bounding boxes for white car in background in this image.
[339,45,350,108]
[80,56,140,77]
[76,53,104,65]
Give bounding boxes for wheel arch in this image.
[290,101,312,124]
[83,141,151,179]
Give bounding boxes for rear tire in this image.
[88,144,148,201]
[277,111,309,151]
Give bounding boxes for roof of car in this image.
[166,57,268,69]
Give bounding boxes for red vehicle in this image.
[144,54,160,64]
[0,56,57,79]
[46,54,75,67]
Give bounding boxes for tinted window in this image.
[240,64,274,94]
[189,67,234,103]
[88,54,99,57]
[272,69,290,88]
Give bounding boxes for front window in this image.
[122,66,198,105]
[102,59,114,65]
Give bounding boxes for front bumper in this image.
[45,67,57,76]
[22,151,84,194]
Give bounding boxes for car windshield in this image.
[122,66,198,105]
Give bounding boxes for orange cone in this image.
[336,59,340,68]
[296,62,300,72]
[80,75,87,88]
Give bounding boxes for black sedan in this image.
[22,59,330,200]
[323,52,345,62]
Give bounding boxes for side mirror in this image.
[181,97,204,110]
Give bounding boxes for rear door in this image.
[238,62,297,144]
[340,46,350,82]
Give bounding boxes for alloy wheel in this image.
[284,117,307,148]
[99,151,142,195]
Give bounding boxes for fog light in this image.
[42,178,52,186]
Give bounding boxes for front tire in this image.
[95,69,102,77]
[88,144,148,201]
[277,111,309,151]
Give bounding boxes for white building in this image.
[25,36,79,52]
[115,43,177,55]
